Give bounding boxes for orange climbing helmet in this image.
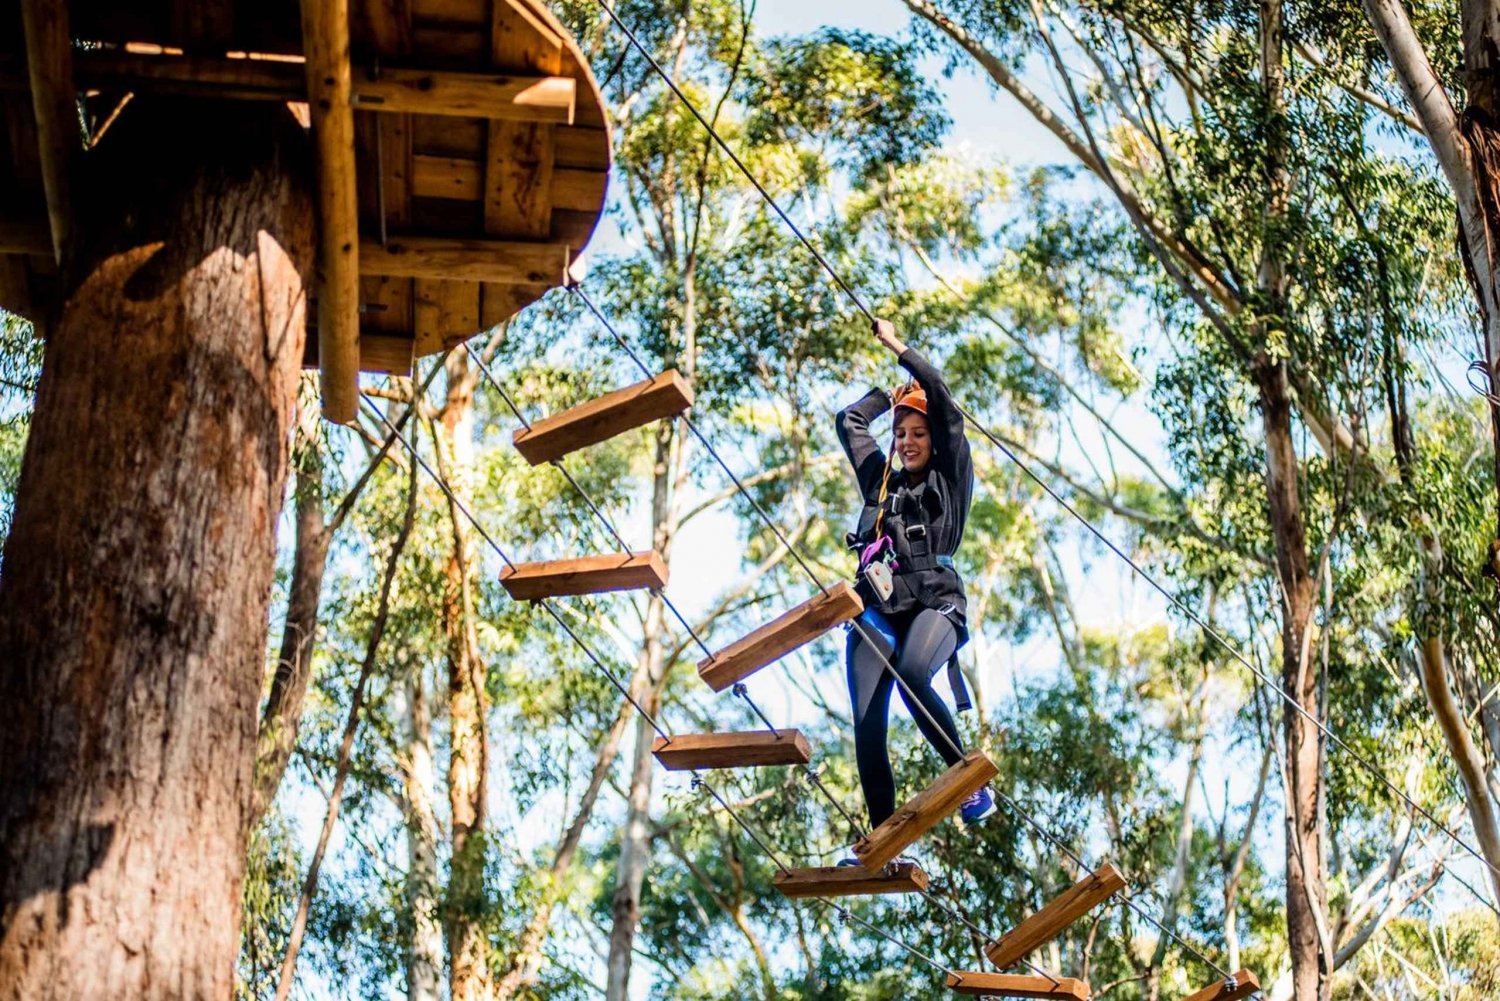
[892,381,927,417]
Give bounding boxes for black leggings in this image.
[845,608,966,828]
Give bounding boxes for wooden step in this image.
[1182,970,1260,1001]
[651,730,811,771]
[697,582,863,692]
[499,551,667,600]
[512,370,694,465]
[945,973,1090,999]
[984,863,1126,969]
[772,861,928,899]
[851,750,998,872]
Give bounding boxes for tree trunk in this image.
[251,381,332,829]
[437,353,493,1001]
[0,99,311,1000]
[604,418,681,1001]
[400,670,443,1001]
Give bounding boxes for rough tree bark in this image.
[0,100,311,1000]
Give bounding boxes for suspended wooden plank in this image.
[20,0,77,263]
[985,863,1126,969]
[499,550,667,600]
[300,0,361,423]
[361,236,569,284]
[511,370,693,465]
[353,68,575,122]
[773,861,928,899]
[852,750,998,872]
[945,973,1090,1000]
[698,582,863,692]
[651,730,811,771]
[1182,969,1260,1001]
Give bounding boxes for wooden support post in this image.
[772,862,928,899]
[360,236,569,285]
[353,68,575,123]
[984,863,1127,969]
[499,550,667,600]
[1181,970,1260,1001]
[299,0,360,422]
[20,0,77,264]
[945,973,1091,999]
[697,582,863,692]
[851,750,998,871]
[651,730,810,771]
[511,370,693,465]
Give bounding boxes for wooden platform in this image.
[499,550,666,600]
[0,0,612,421]
[698,582,863,692]
[945,973,1090,999]
[513,370,694,465]
[985,863,1126,969]
[851,750,998,872]
[1182,970,1260,1001]
[651,730,810,771]
[772,861,928,899]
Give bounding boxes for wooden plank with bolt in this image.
[1181,969,1260,1001]
[353,68,575,122]
[773,862,928,899]
[945,973,1091,999]
[360,236,568,285]
[984,863,1127,969]
[852,750,998,872]
[697,582,863,692]
[499,550,667,600]
[511,369,693,465]
[651,730,811,771]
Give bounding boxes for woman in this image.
[835,319,994,839]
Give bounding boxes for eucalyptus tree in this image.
[899,0,1487,997]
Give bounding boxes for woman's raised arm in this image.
[835,387,892,503]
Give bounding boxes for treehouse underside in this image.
[0,0,611,419]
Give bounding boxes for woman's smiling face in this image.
[894,409,932,473]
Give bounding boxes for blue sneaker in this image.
[836,857,861,867]
[960,786,996,825]
[836,854,921,869]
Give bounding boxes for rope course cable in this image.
[571,286,1068,987]
[590,0,1500,892]
[359,381,1039,984]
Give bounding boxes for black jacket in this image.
[835,347,974,643]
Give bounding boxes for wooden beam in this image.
[698,583,863,692]
[499,550,667,600]
[300,0,361,423]
[652,730,811,771]
[352,68,575,122]
[852,751,998,872]
[0,215,53,255]
[1181,970,1260,1001]
[984,863,1127,970]
[20,0,77,264]
[773,862,928,899]
[945,973,1091,999]
[361,235,568,284]
[75,51,305,101]
[511,370,693,465]
[301,332,415,375]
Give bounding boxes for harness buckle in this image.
[904,523,927,540]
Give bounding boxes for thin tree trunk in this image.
[0,100,311,999]
[401,669,443,1001]
[273,459,418,1001]
[604,414,682,1001]
[436,353,493,1001]
[495,699,633,999]
[252,381,331,827]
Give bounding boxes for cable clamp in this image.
[732,682,748,698]
[690,775,702,790]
